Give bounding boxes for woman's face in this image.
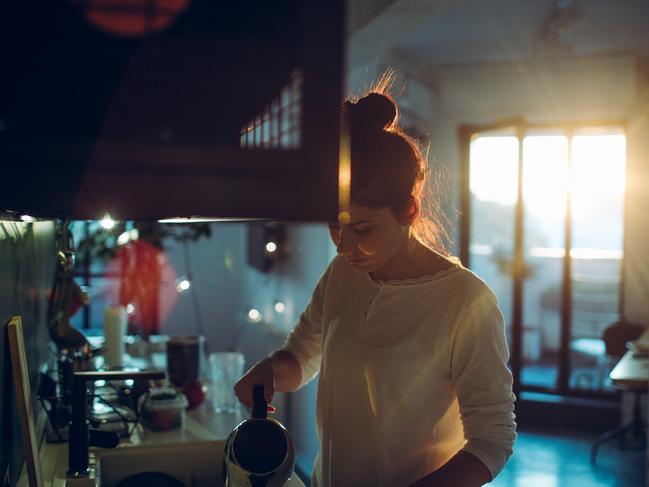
[328,202,408,273]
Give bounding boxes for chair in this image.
[590,319,647,464]
[571,277,620,340]
[567,276,620,390]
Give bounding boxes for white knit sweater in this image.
[281,255,517,487]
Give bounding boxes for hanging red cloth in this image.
[106,240,177,337]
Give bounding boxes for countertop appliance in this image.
[223,385,295,487]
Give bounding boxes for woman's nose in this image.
[336,229,357,255]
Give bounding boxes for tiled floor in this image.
[491,425,645,487]
[297,424,644,486]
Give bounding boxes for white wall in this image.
[161,224,334,345]
[623,61,649,324]
[160,223,246,350]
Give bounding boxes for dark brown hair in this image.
[344,75,450,253]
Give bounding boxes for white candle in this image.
[104,306,127,367]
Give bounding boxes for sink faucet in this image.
[67,369,166,478]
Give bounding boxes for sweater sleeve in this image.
[278,260,332,389]
[451,291,517,480]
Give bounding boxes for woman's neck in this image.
[369,237,451,282]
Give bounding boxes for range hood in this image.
[0,0,344,222]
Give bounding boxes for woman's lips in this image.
[347,257,366,265]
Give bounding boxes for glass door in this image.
[520,133,569,390]
[465,129,518,356]
[568,130,626,392]
[462,123,626,397]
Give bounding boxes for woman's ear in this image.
[400,196,419,225]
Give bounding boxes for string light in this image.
[117,231,129,245]
[126,303,135,314]
[100,213,115,230]
[247,308,262,323]
[274,301,286,313]
[176,277,191,293]
[117,228,139,246]
[265,241,278,253]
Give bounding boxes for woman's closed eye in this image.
[329,223,373,235]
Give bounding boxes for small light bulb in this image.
[100,213,115,230]
[126,303,135,314]
[274,301,286,313]
[176,279,191,293]
[117,231,130,245]
[247,308,262,322]
[265,241,278,253]
[20,214,35,222]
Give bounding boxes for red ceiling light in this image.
[79,0,190,37]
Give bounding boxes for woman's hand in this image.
[234,350,302,413]
[233,357,277,413]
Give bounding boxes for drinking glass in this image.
[209,352,245,413]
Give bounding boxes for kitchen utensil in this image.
[140,387,188,431]
[223,384,295,487]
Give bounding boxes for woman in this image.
[234,88,516,487]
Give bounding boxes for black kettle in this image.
[223,384,295,487]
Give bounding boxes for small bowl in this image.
[139,388,188,431]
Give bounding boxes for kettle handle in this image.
[252,384,268,419]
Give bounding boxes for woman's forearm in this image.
[269,350,302,392]
[409,451,491,487]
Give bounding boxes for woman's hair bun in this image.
[353,92,397,132]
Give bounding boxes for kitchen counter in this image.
[24,398,305,487]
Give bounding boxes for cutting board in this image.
[7,316,43,487]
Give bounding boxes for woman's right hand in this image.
[233,357,277,413]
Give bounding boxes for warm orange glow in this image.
[338,112,351,225]
[363,366,379,418]
[83,0,190,37]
